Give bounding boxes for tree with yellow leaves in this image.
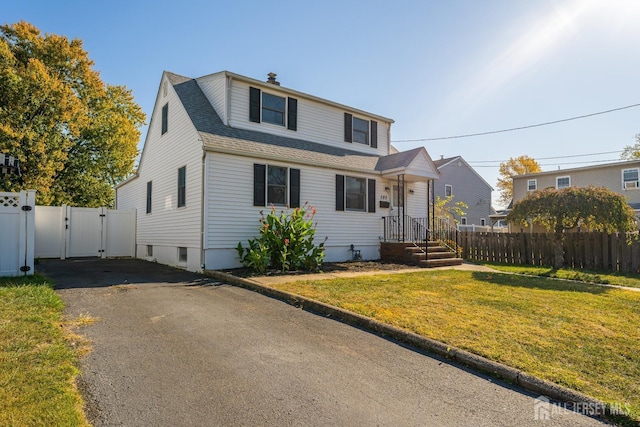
[0,21,145,207]
[496,155,541,205]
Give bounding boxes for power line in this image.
[468,150,623,164]
[471,158,623,168]
[392,103,640,142]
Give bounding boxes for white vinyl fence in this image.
[35,206,136,259]
[0,190,35,277]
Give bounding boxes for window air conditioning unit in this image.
[624,181,639,189]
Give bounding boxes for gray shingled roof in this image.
[433,156,459,168]
[374,147,424,171]
[168,72,386,172]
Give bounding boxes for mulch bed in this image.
[221,261,414,278]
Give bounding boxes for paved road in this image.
[43,259,606,427]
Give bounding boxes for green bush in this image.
[237,203,326,273]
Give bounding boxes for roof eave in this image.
[202,143,378,175]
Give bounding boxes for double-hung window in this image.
[344,113,377,148]
[249,87,297,131]
[445,184,452,197]
[253,164,300,208]
[527,179,537,191]
[622,168,639,189]
[261,93,286,126]
[335,175,376,213]
[556,176,570,189]
[345,176,366,211]
[352,117,369,145]
[267,165,287,205]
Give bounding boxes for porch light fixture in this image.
[408,189,415,194]
[384,186,390,192]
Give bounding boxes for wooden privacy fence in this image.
[459,231,640,273]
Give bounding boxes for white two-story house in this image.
[116,71,440,271]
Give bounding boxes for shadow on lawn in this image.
[470,270,610,294]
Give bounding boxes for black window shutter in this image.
[249,87,261,123]
[336,175,345,211]
[289,168,300,208]
[370,120,378,148]
[344,113,352,143]
[367,179,376,213]
[253,164,266,206]
[287,97,297,131]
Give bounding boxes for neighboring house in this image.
[511,159,640,230]
[432,155,493,227]
[116,71,440,272]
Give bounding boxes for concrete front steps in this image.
[404,242,463,268]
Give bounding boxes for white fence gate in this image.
[35,206,136,259]
[0,190,35,277]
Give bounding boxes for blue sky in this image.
[5,0,640,207]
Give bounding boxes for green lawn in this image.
[0,275,89,426]
[481,262,640,289]
[271,269,640,423]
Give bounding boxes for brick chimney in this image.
[266,72,280,86]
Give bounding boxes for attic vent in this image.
[266,72,280,86]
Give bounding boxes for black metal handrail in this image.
[382,216,429,251]
[432,217,460,255]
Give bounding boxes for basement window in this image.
[178,247,187,263]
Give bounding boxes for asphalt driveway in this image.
[42,258,606,426]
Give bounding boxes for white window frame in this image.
[460,217,467,225]
[261,92,286,126]
[345,176,367,211]
[527,179,537,191]
[556,176,570,189]
[622,168,640,190]
[480,218,486,226]
[267,165,288,206]
[445,184,452,197]
[352,117,369,145]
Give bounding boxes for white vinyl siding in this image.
[204,152,383,269]
[195,72,227,124]
[405,181,428,219]
[227,80,390,157]
[116,74,202,271]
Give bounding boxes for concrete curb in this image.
[207,270,608,414]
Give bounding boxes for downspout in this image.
[200,142,206,272]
